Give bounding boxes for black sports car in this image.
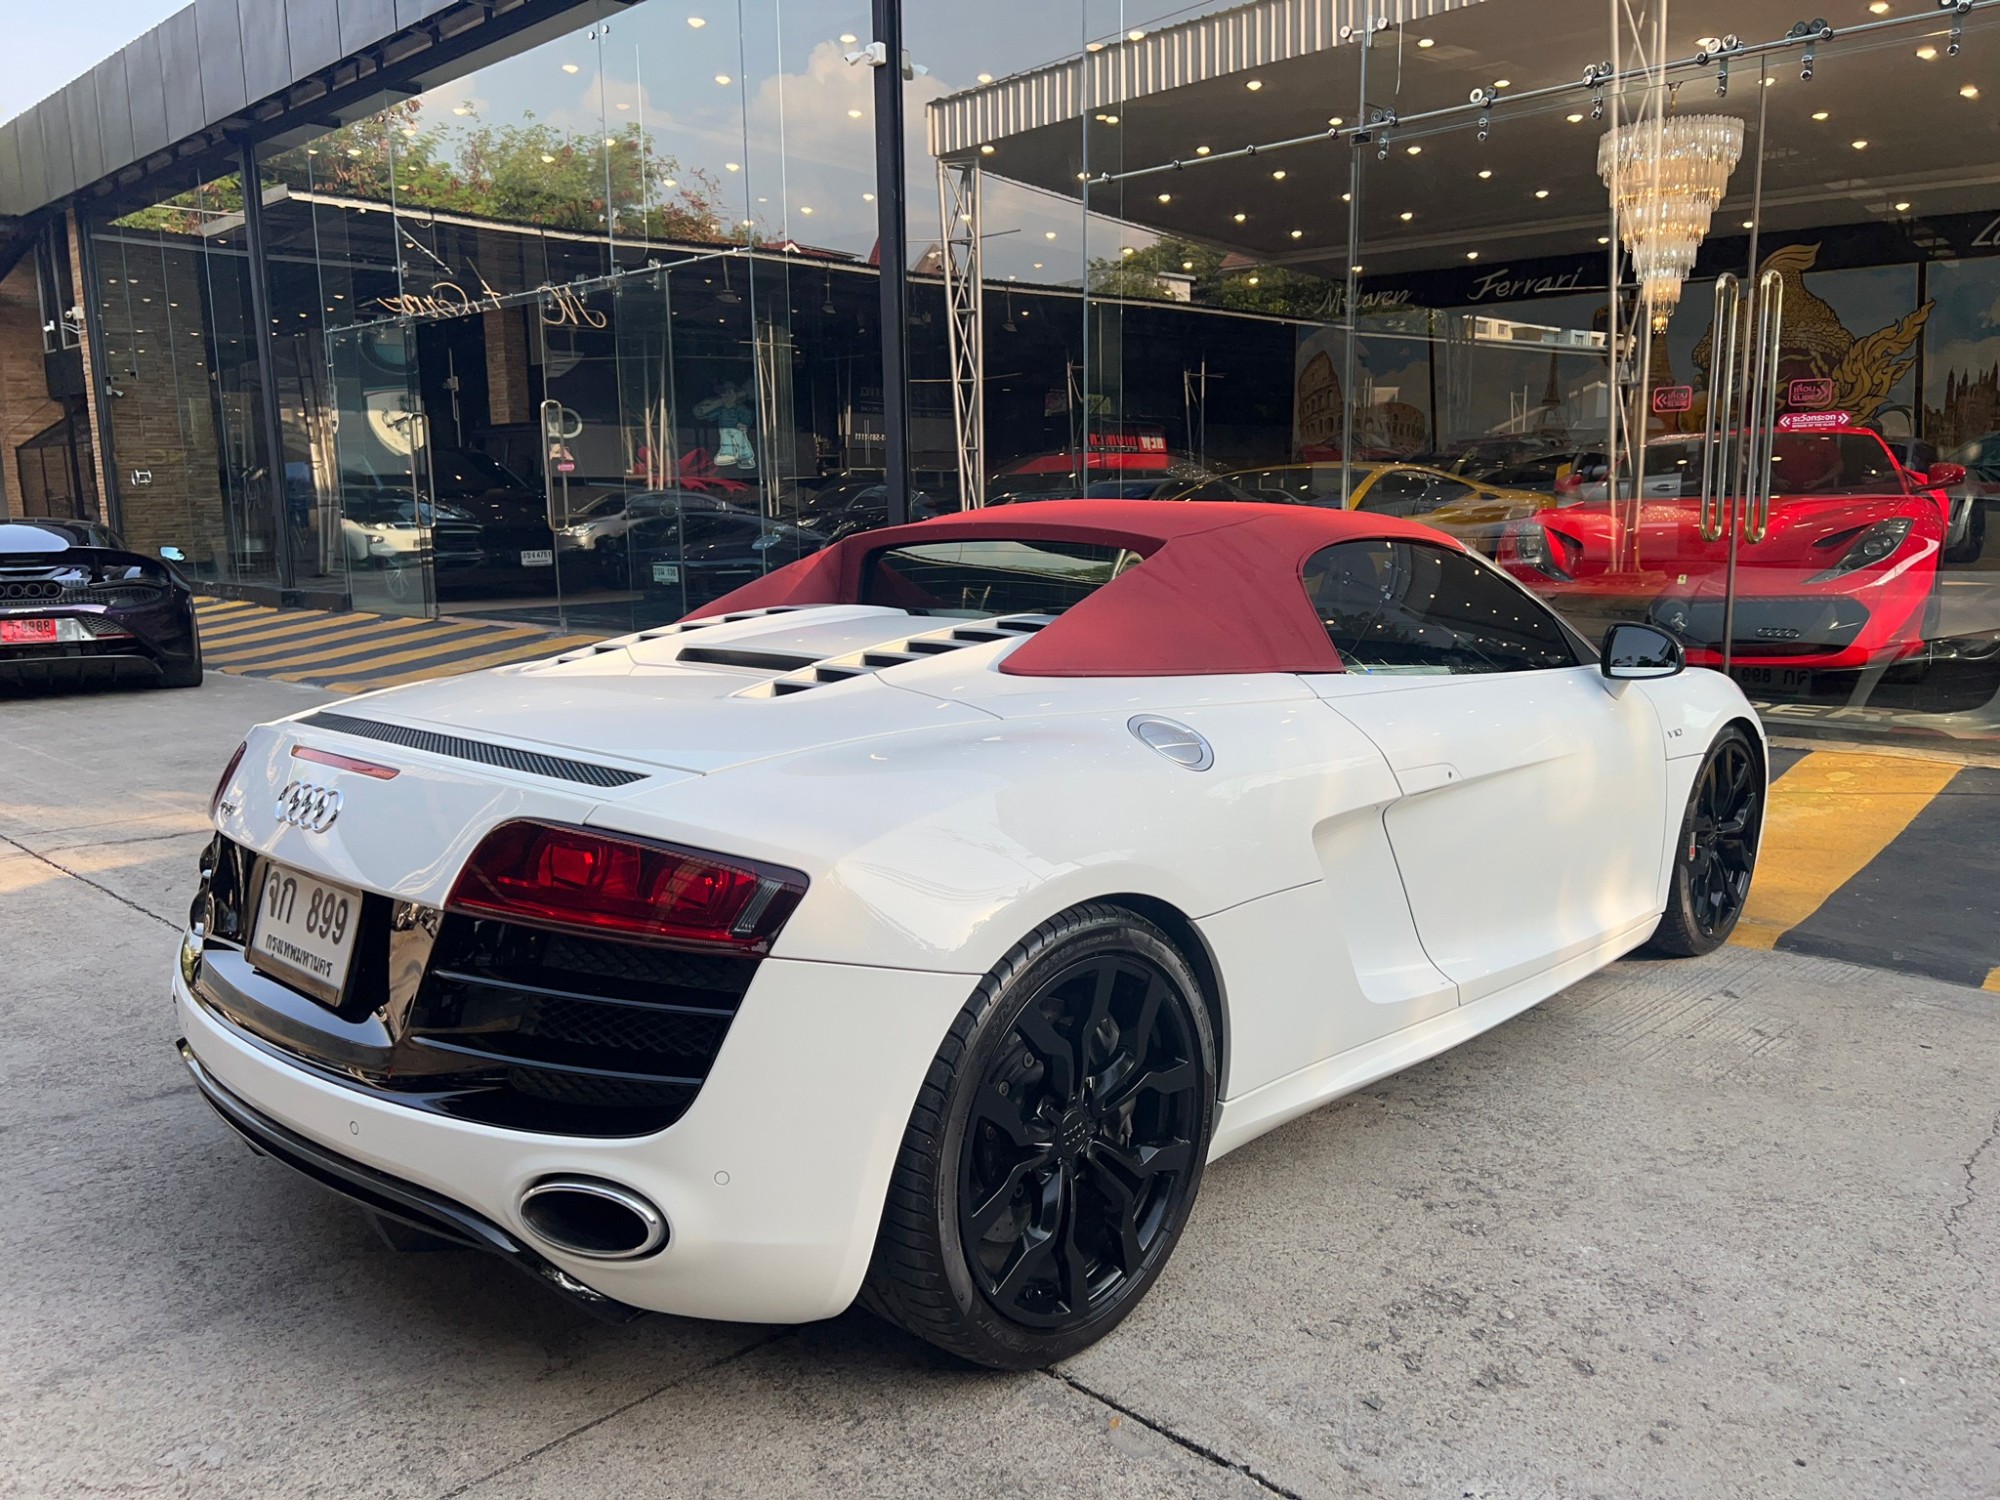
[0,519,202,688]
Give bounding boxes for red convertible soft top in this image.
[687,500,1463,677]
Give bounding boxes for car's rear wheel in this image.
[862,905,1215,1369]
[1647,726,1763,957]
[158,631,203,689]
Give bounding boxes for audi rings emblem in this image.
[275,779,343,833]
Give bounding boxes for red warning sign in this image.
[1652,385,1694,414]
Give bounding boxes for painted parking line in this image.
[1732,751,1963,951]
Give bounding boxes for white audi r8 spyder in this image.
[173,501,1766,1369]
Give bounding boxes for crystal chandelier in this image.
[1598,113,1745,331]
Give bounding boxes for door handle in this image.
[1698,274,1742,544]
[1397,762,1461,796]
[1740,268,1784,544]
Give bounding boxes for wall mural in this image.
[1686,244,1930,430]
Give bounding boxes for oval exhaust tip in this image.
[518,1177,668,1261]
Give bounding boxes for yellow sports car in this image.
[1166,463,1556,554]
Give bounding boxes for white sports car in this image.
[173,501,1765,1369]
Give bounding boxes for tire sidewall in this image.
[931,912,1217,1367]
[1666,726,1760,952]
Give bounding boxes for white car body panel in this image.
[185,594,1765,1326]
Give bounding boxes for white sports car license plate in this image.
[652,562,681,584]
[521,549,554,567]
[248,860,362,1004]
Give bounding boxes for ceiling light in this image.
[1917,45,1937,60]
[1962,83,1981,99]
[848,108,863,118]
[689,16,707,27]
[1272,168,1287,179]
[1466,251,1479,260]
[726,161,741,171]
[1341,191,1352,202]
[1597,235,1611,245]
[977,72,993,83]
[862,192,875,201]
[1246,275,1260,285]
[1400,210,1414,220]
[1566,112,1584,123]
[1290,229,1303,238]
[616,102,629,110]
[800,206,813,215]
[1742,219,1754,228]
[1158,192,1172,203]
[452,105,471,116]
[1812,110,1830,121]
[980,143,996,154]
[1096,113,1120,124]
[662,178,677,188]
[1128,28,1146,40]
[1478,169,1492,179]
[1086,41,1104,52]
[1045,230,1058,239]
[1895,200,1912,211]
[1417,37,1435,48]
[1534,188,1550,198]
[540,152,556,162]
[716,73,732,85]
[1351,264,1364,274]
[1851,138,1868,149]
[1233,212,1247,222]
[1869,1,1890,10]
[1182,259,1194,269]
[1195,145,1211,156]
[1032,261,1043,269]
[1405,145,1421,155]
[562,62,580,74]
[1122,246,1136,256]
[1494,78,1511,88]
[1246,79,1263,91]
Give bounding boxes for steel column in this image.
[938,158,985,509]
[871,0,911,527]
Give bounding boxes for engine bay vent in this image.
[741,614,1056,697]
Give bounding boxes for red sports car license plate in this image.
[0,618,58,644]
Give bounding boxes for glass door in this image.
[326,323,434,618]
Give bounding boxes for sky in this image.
[0,0,183,123]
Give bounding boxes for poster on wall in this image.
[1292,325,1432,461]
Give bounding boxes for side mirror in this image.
[1926,462,1967,488]
[1601,621,1684,680]
[158,545,186,562]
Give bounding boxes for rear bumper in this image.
[176,1038,646,1323]
[0,648,167,684]
[172,950,971,1324]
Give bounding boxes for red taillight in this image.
[210,740,247,821]
[446,820,806,953]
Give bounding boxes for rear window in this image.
[864,539,1143,617]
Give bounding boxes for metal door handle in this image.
[1698,274,1742,543]
[1741,268,1784,543]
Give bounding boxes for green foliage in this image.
[118,100,733,242]
[1086,236,1345,319]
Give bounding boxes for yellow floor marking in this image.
[195,601,265,620]
[1733,752,1961,950]
[1984,967,2000,994]
[207,617,493,666]
[356,636,598,689]
[264,625,543,683]
[200,612,390,648]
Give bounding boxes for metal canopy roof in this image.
[0,0,620,220]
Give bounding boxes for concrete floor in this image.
[1,674,1995,1499]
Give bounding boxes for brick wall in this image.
[0,260,66,518]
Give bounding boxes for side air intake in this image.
[744,614,1056,697]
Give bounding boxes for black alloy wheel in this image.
[863,905,1216,1369]
[1649,725,1763,956]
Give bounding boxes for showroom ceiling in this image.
[936,0,2000,280]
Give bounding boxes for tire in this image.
[158,635,204,689]
[1942,498,1986,566]
[862,904,1217,1370]
[1647,726,1763,957]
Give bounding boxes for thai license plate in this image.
[652,562,681,584]
[1730,666,1811,692]
[248,860,362,1005]
[520,549,554,567]
[0,618,58,644]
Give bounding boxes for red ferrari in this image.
[1497,422,1958,682]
